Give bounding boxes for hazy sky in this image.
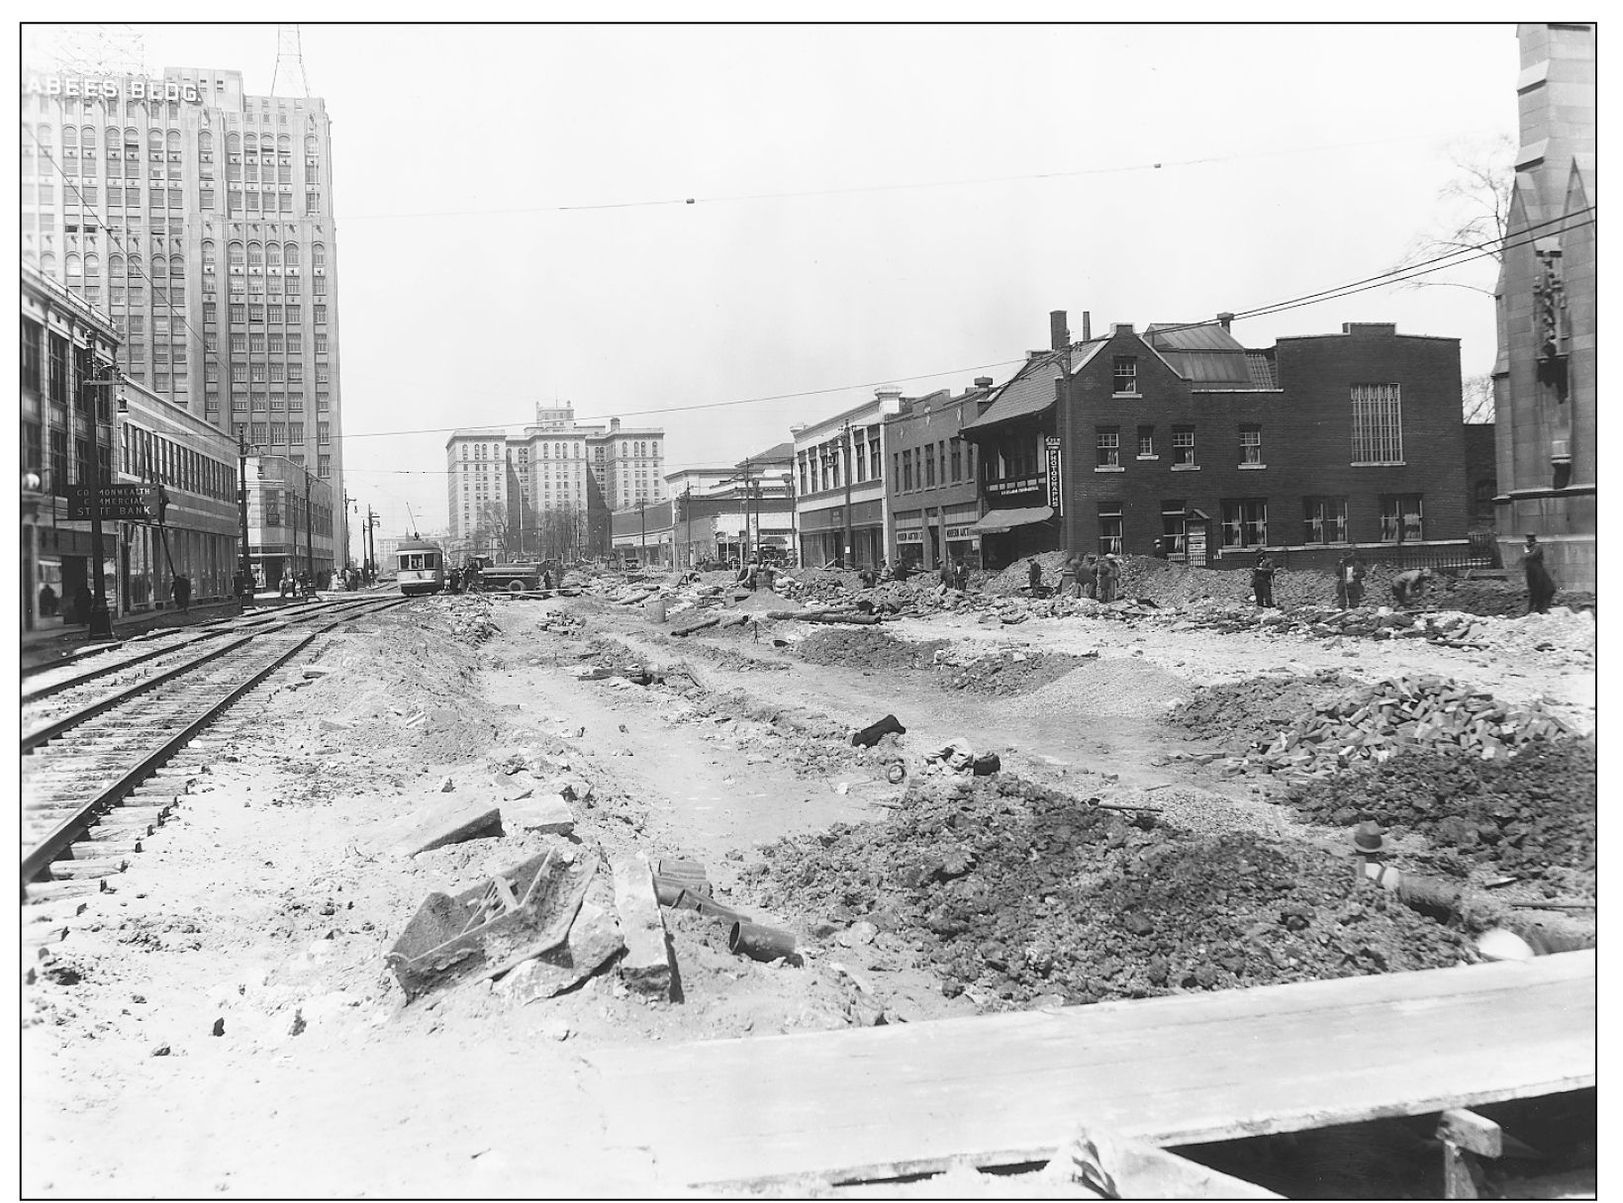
[28,22,1520,544]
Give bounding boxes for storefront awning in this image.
[969,505,1055,534]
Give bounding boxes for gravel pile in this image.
[1284,739,1598,882]
[999,656,1189,720]
[744,777,1477,1008]
[1167,671,1355,750]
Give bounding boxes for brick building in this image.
[792,392,901,570]
[884,380,995,569]
[966,311,1468,569]
[1491,23,1595,588]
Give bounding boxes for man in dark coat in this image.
[171,574,192,611]
[1521,534,1557,614]
[1251,551,1276,608]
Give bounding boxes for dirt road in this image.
[21,587,1596,1195]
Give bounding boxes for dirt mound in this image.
[1284,739,1597,882]
[1167,671,1355,750]
[794,626,948,670]
[998,656,1189,720]
[936,649,1098,698]
[744,777,1476,1008]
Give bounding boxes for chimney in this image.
[1112,323,1134,337]
[876,387,904,416]
[1049,309,1069,352]
[610,417,621,432]
[1081,311,1092,341]
[973,377,994,389]
[1217,312,1234,332]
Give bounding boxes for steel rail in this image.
[20,598,408,891]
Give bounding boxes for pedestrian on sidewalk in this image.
[1252,551,1276,608]
[171,574,192,612]
[1521,534,1557,614]
[37,582,59,617]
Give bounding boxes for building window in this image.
[1161,500,1187,558]
[1172,426,1196,467]
[1096,427,1120,468]
[923,443,935,487]
[1351,383,1403,465]
[317,421,330,445]
[1112,356,1138,395]
[1137,425,1156,458]
[1302,496,1349,545]
[1098,503,1123,556]
[1220,498,1268,548]
[1240,424,1263,465]
[1379,493,1423,543]
[901,449,913,491]
[949,438,962,483]
[318,454,330,478]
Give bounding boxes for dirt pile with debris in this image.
[1167,671,1356,750]
[742,776,1477,1008]
[1284,739,1597,883]
[795,626,947,671]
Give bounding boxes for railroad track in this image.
[20,597,405,902]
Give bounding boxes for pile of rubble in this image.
[443,595,500,644]
[740,776,1477,1008]
[1284,738,1598,882]
[1189,674,1580,783]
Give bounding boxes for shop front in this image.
[798,499,885,569]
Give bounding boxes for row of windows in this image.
[120,424,235,503]
[1095,424,1252,469]
[893,437,978,492]
[38,127,319,157]
[796,432,884,494]
[1094,494,1426,557]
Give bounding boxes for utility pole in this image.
[366,506,379,582]
[79,355,116,638]
[639,500,647,564]
[842,420,854,569]
[304,464,315,586]
[741,458,753,565]
[237,428,254,603]
[684,484,693,568]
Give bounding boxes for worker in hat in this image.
[1521,533,1556,614]
[1390,566,1433,607]
[1251,550,1276,608]
[1097,554,1120,603]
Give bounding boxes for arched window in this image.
[167,130,180,152]
[63,127,77,148]
[65,253,82,277]
[110,254,125,276]
[152,256,167,278]
[304,134,318,155]
[312,243,326,268]
[124,126,138,148]
[170,255,185,278]
[200,240,215,268]
[284,243,300,267]
[226,132,240,154]
[266,242,281,268]
[40,253,56,274]
[228,242,245,267]
[127,251,142,274]
[277,134,290,152]
[82,126,96,149]
[148,128,163,151]
[84,253,100,276]
[105,127,119,149]
[244,132,257,154]
[247,242,263,268]
[198,130,213,154]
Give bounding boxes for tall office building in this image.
[20,64,346,558]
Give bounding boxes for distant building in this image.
[1492,23,1595,588]
[965,310,1469,569]
[445,407,665,561]
[792,393,902,569]
[244,452,337,587]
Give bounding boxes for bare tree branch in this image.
[1392,134,1514,293]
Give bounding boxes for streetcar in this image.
[395,539,447,596]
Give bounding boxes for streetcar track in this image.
[20,597,408,898]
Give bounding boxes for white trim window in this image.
[1351,383,1403,465]
[1096,427,1120,468]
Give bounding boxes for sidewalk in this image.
[20,594,293,674]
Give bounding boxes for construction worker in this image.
[1251,551,1276,608]
[1390,567,1433,607]
[1521,534,1556,614]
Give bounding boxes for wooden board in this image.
[583,951,1596,1188]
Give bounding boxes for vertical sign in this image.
[1045,436,1063,514]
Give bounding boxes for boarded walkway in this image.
[585,951,1596,1188]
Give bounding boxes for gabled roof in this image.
[1144,322,1269,388]
[960,341,1108,434]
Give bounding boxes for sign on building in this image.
[1045,436,1063,514]
[67,484,157,522]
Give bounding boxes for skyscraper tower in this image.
[21,56,347,560]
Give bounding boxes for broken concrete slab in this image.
[384,798,504,858]
[610,853,674,998]
[505,794,576,837]
[495,874,626,1003]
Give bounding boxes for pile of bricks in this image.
[1235,674,1575,780]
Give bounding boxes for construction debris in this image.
[610,852,675,998]
[851,714,906,748]
[382,798,504,858]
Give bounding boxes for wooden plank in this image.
[1438,1108,1502,1157]
[1055,1126,1282,1199]
[583,952,1595,1188]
